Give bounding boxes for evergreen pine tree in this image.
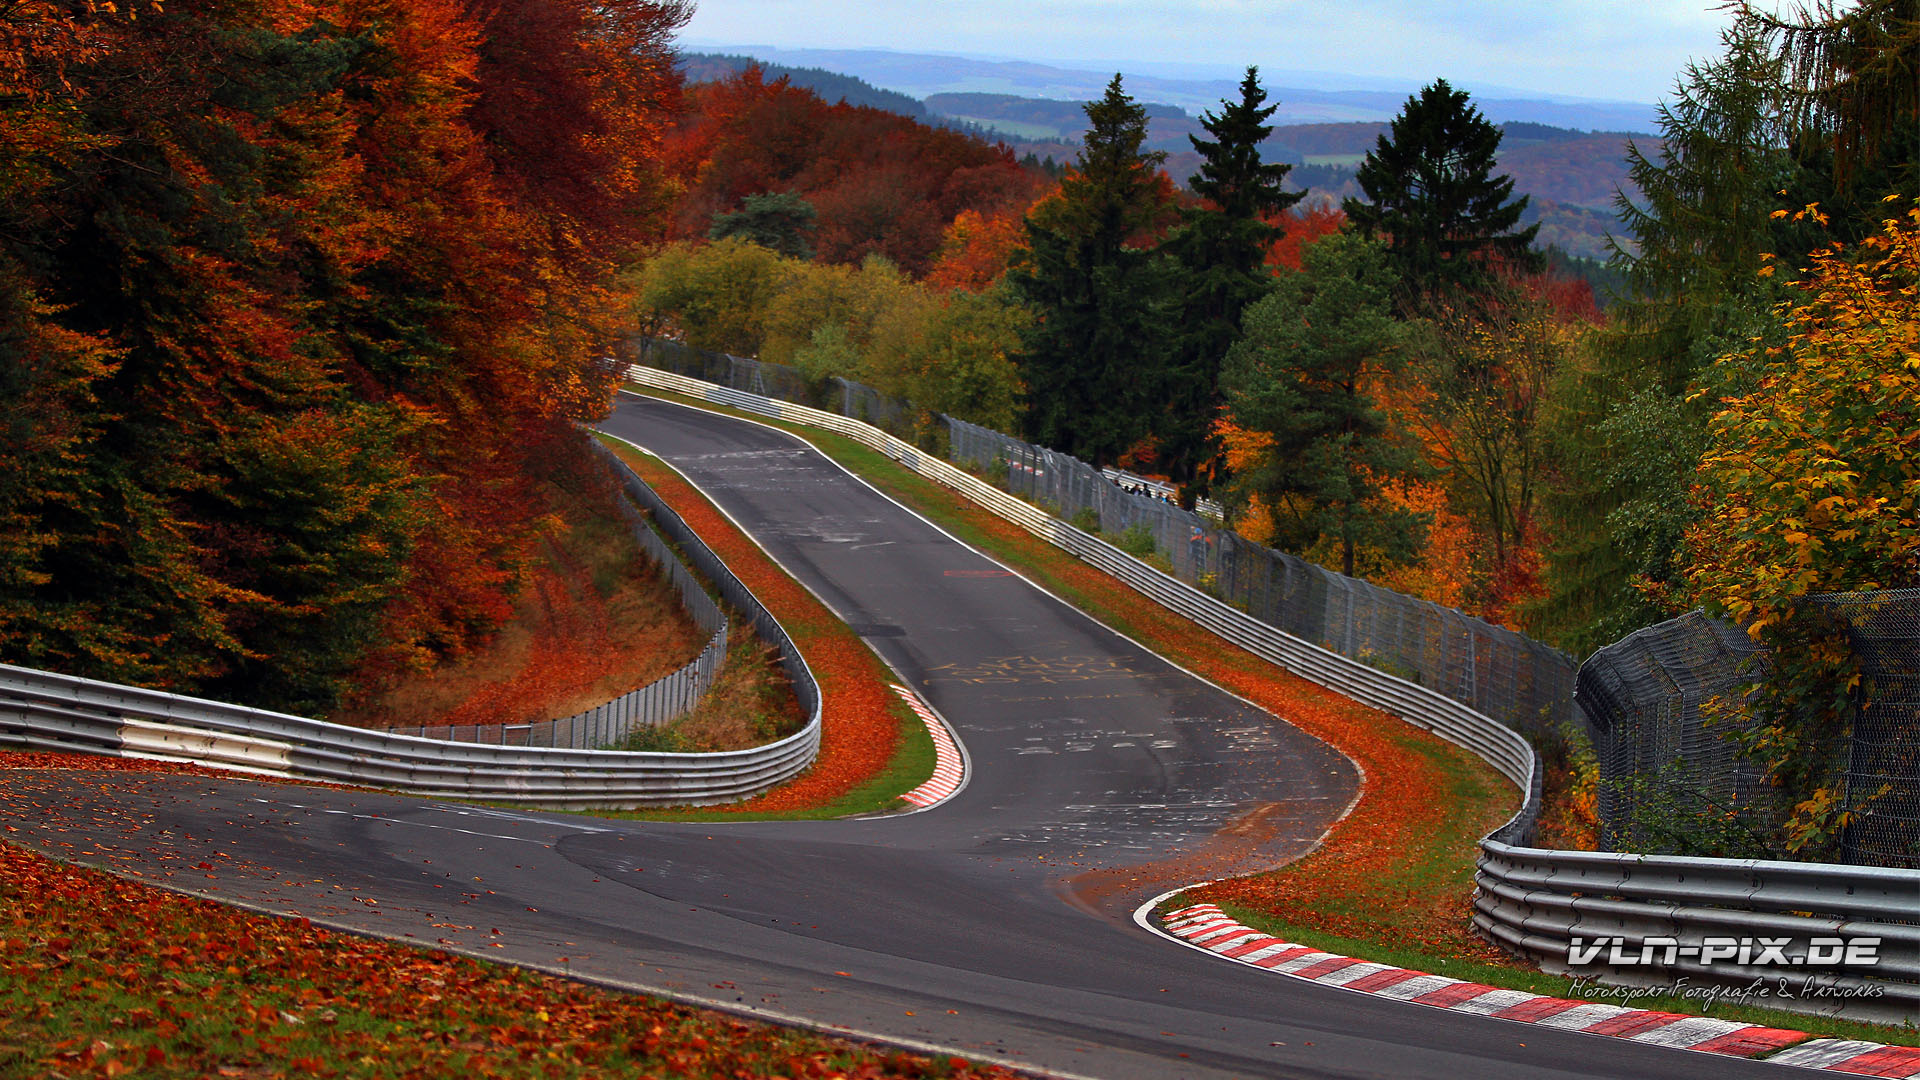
[1344,78,1538,311]
[1157,67,1302,506]
[1008,74,1175,467]
[708,192,818,260]
[1221,233,1427,578]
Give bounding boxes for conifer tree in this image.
[1344,78,1537,311]
[1739,0,1919,194]
[1157,67,1302,506]
[1221,233,1427,578]
[709,192,817,259]
[1008,74,1175,468]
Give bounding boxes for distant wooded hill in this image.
[679,53,930,117]
[681,56,1648,261]
[922,93,1648,260]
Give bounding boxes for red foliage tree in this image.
[665,69,1046,276]
[0,0,691,711]
[1265,203,1347,271]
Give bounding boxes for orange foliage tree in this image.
[1264,203,1347,272]
[924,207,1043,292]
[0,0,691,712]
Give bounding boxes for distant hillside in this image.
[678,49,1649,262]
[691,45,1661,133]
[680,52,928,117]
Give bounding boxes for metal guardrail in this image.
[387,443,732,750]
[1474,844,1918,1022]
[625,366,1919,1021]
[0,453,823,809]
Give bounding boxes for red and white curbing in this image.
[892,684,964,809]
[1159,904,1920,1076]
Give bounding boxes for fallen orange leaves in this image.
[0,828,1018,1078]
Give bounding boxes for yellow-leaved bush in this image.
[1680,198,1919,855]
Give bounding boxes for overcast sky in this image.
[680,1,1751,105]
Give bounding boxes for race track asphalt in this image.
[0,394,1813,1079]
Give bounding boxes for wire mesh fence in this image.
[1810,589,1920,869]
[1576,596,1920,869]
[635,337,829,412]
[1573,611,1775,854]
[634,338,928,443]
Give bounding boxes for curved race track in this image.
[0,395,1805,1079]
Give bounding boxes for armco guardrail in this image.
[625,365,1919,1020]
[1474,844,1918,1022]
[0,454,822,809]
[389,443,733,749]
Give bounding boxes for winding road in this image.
[0,394,1810,1078]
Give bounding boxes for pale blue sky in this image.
[681,1,1753,105]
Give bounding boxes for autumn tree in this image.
[1156,67,1303,506]
[0,0,691,712]
[1680,201,1920,856]
[1008,75,1177,467]
[1345,78,1538,312]
[635,238,790,358]
[1220,233,1427,578]
[925,207,1035,292]
[867,285,1031,433]
[631,241,1028,430]
[1410,298,1567,617]
[664,68,1044,276]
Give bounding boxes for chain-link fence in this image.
[1810,589,1920,868]
[634,338,927,443]
[635,338,828,411]
[1576,596,1920,868]
[1573,611,1775,854]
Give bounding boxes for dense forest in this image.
[1,0,692,714]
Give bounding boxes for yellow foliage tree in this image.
[1686,202,1920,624]
[1681,197,1920,854]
